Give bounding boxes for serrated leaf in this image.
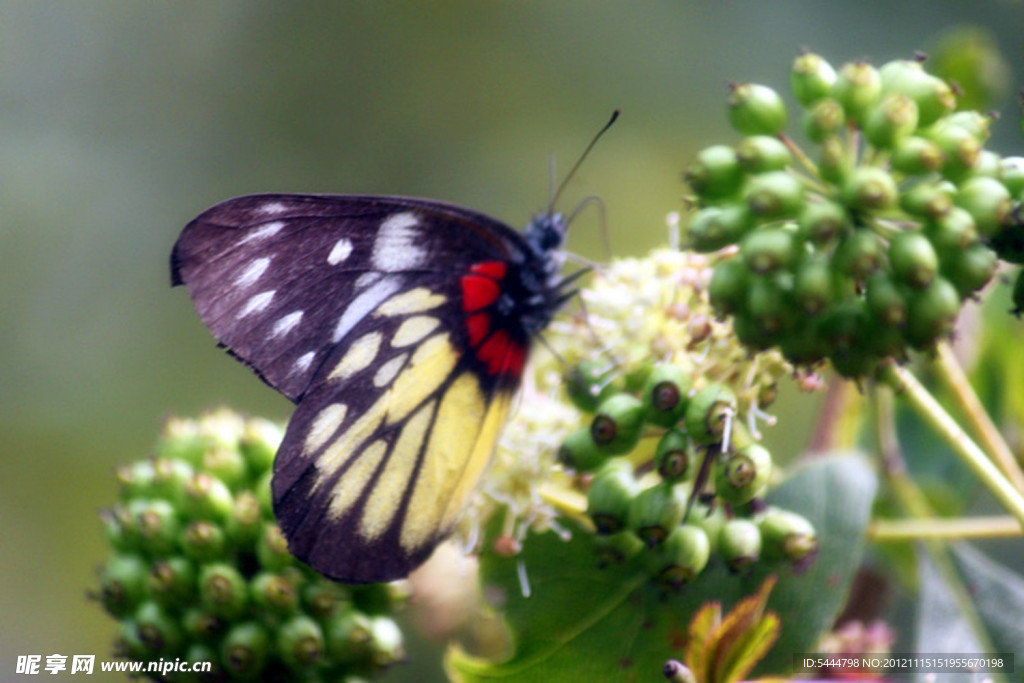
[447,454,877,681]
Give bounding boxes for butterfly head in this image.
[523,210,569,283]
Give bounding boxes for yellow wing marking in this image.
[313,392,388,487]
[385,333,456,425]
[440,390,512,532]
[357,399,437,541]
[375,288,446,317]
[304,402,348,455]
[328,331,383,381]
[399,371,496,552]
[391,315,441,348]
[325,439,388,520]
[372,352,409,388]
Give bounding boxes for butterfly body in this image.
[172,193,570,582]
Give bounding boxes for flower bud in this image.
[727,83,788,136]
[180,520,227,562]
[735,135,792,173]
[900,180,954,219]
[590,393,646,455]
[1000,157,1024,196]
[180,472,234,522]
[130,499,180,556]
[865,272,908,327]
[324,607,373,662]
[587,459,639,535]
[889,231,939,288]
[645,524,711,590]
[714,443,772,505]
[628,482,687,547]
[250,572,300,617]
[642,364,693,427]
[199,563,248,619]
[685,145,745,200]
[833,229,886,281]
[148,557,196,608]
[794,254,836,315]
[99,554,149,618]
[943,243,997,297]
[878,59,955,127]
[927,122,981,181]
[684,384,737,445]
[744,171,805,220]
[135,601,183,655]
[564,360,619,413]
[686,204,752,253]
[746,274,793,337]
[924,206,978,256]
[257,523,294,573]
[791,51,837,106]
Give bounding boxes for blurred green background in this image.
[2,2,1023,679]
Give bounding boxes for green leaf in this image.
[446,454,877,681]
[951,543,1024,658]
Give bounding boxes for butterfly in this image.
[170,115,616,583]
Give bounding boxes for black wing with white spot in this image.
[171,193,528,401]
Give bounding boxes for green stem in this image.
[870,516,1023,540]
[932,342,1024,493]
[777,133,819,179]
[876,361,1024,530]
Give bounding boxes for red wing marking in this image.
[465,312,491,348]
[469,261,508,279]
[460,275,501,312]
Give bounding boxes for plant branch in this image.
[869,516,1023,540]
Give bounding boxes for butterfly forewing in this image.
[172,193,546,582]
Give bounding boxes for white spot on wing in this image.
[293,351,315,375]
[240,221,285,245]
[304,403,348,455]
[372,212,423,271]
[238,290,275,318]
[257,201,289,215]
[271,310,303,337]
[234,257,270,288]
[373,353,409,387]
[355,272,382,289]
[327,237,354,265]
[332,276,403,343]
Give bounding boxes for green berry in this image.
[817,298,868,355]
[685,384,737,446]
[889,231,939,288]
[250,572,300,617]
[744,171,804,219]
[794,254,836,315]
[99,554,149,618]
[746,273,794,337]
[586,459,638,535]
[180,472,234,522]
[180,520,227,562]
[878,58,955,127]
[954,176,1012,237]
[900,180,955,219]
[791,51,837,105]
[199,563,248,619]
[927,121,981,181]
[628,482,687,547]
[863,93,919,148]
[999,157,1024,195]
[905,277,961,349]
[564,360,619,413]
[135,601,183,655]
[798,200,849,245]
[129,499,181,556]
[759,508,817,563]
[727,83,788,136]
[558,426,608,472]
[802,98,845,143]
[925,206,978,256]
[833,61,882,125]
[735,135,792,173]
[685,145,744,200]
[719,518,763,571]
[257,524,294,573]
[277,615,325,668]
[708,258,748,316]
[642,364,693,427]
[593,531,645,567]
[714,443,772,505]
[221,621,271,679]
[686,204,752,253]
[891,135,945,175]
[833,229,887,281]
[148,557,196,608]
[645,524,711,590]
[840,166,898,212]
[865,272,908,327]
[943,243,997,297]
[741,226,800,274]
[590,393,646,455]
[655,429,692,482]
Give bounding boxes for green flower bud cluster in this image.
[686,52,1015,377]
[561,371,816,589]
[95,410,406,681]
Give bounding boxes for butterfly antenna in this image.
[566,195,611,260]
[547,110,620,214]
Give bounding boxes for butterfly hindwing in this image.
[172,193,545,582]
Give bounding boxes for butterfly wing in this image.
[172,194,535,582]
